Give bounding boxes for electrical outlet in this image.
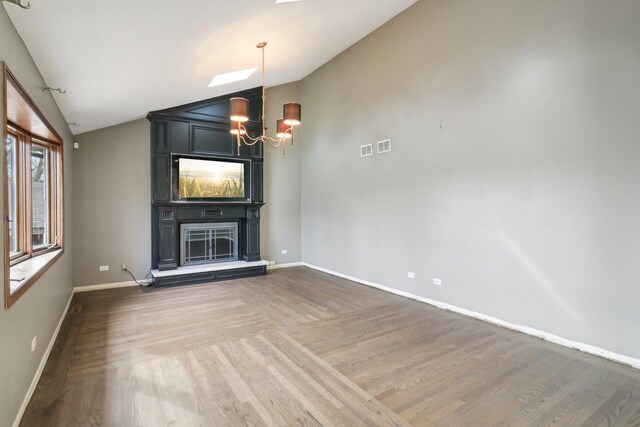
[121,264,127,271]
[31,336,37,352]
[433,278,442,286]
[269,260,276,265]
[99,265,109,272]
[408,272,415,279]
[281,249,288,255]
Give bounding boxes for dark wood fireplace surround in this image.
[148,87,267,287]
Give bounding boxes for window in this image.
[3,63,64,308]
[6,130,62,265]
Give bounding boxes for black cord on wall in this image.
[123,267,152,287]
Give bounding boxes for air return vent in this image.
[377,139,391,154]
[360,144,373,157]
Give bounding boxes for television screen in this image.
[178,158,245,199]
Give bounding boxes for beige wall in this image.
[74,119,151,287]
[261,82,302,265]
[73,84,302,287]
[0,6,75,427]
[300,0,640,359]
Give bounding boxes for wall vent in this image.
[360,144,373,157]
[377,139,391,154]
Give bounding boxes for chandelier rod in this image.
[259,42,267,137]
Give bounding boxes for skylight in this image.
[208,68,257,87]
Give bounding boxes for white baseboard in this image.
[13,291,74,427]
[301,262,640,370]
[268,262,303,270]
[73,280,142,293]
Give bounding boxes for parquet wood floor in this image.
[20,267,640,426]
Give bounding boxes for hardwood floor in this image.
[21,267,640,426]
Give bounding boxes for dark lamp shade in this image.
[276,119,292,139]
[230,97,250,122]
[283,102,301,126]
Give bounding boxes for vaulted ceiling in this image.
[5,0,416,134]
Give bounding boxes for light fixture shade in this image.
[230,97,250,122]
[283,102,301,126]
[276,119,292,139]
[230,119,247,135]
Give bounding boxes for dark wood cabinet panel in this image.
[176,206,245,221]
[154,265,266,286]
[252,141,263,159]
[153,155,171,202]
[169,120,190,154]
[252,162,264,202]
[158,230,177,270]
[217,266,265,279]
[158,208,177,270]
[161,210,174,221]
[153,120,168,151]
[148,87,262,126]
[191,124,235,156]
[188,100,229,121]
[183,92,260,124]
[247,207,260,220]
[244,220,260,261]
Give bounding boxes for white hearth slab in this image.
[151,260,269,278]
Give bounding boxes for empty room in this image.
[1,0,640,426]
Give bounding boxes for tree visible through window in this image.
[31,144,50,248]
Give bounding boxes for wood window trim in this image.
[6,129,25,262]
[8,128,62,262]
[3,63,65,309]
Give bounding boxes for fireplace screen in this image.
[180,222,238,266]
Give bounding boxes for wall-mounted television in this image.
[174,156,250,202]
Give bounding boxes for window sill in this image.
[7,249,64,308]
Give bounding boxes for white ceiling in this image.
[5,0,416,135]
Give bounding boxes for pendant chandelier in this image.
[229,42,301,156]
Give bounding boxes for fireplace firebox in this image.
[180,222,238,266]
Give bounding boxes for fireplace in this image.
[180,222,238,266]
[148,87,267,287]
